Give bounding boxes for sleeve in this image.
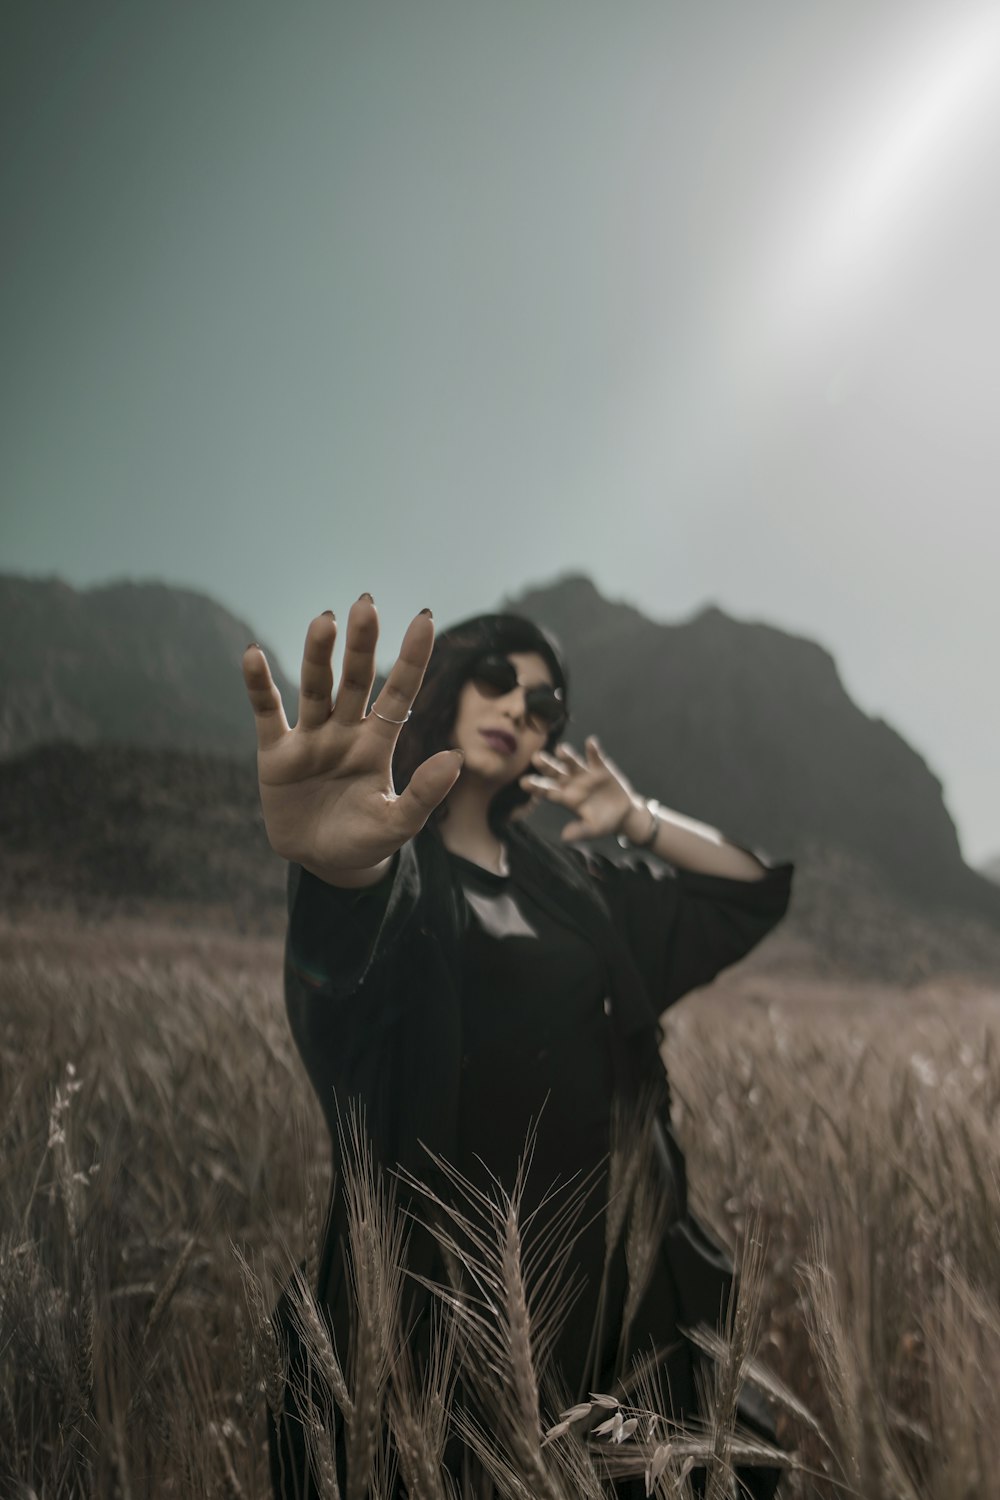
[577,842,794,1014]
[282,842,428,1120]
[284,841,420,1003]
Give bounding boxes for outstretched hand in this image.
[241,598,463,877]
[520,736,642,842]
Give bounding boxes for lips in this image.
[480,729,517,754]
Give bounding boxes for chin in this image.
[465,749,523,786]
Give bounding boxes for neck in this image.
[438,774,509,873]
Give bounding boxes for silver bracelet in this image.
[619,798,660,849]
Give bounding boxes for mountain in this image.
[0,741,285,932]
[2,739,997,982]
[982,855,1000,887]
[502,574,999,921]
[2,568,997,979]
[0,574,293,761]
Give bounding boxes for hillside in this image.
[504,575,999,920]
[3,741,999,983]
[0,574,293,761]
[3,569,998,979]
[0,742,285,933]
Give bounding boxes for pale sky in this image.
[3,1,999,863]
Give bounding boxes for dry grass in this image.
[1,908,998,1498]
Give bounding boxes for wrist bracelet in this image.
[618,798,660,849]
[636,799,660,849]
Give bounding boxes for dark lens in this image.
[470,654,517,697]
[525,686,566,731]
[471,653,566,732]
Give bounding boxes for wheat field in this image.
[2,909,998,1498]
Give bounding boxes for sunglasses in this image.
[469,653,568,734]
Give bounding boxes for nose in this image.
[498,687,530,725]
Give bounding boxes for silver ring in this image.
[368,707,412,725]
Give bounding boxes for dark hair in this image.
[392,612,570,836]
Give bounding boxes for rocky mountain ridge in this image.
[504,575,997,919]
[0,573,292,761]
[2,740,997,984]
[3,570,997,977]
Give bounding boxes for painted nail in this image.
[357,591,374,603]
[419,607,433,617]
[321,609,335,620]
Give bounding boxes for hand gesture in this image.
[241,598,463,877]
[520,736,642,842]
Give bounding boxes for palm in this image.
[257,722,396,871]
[242,600,462,875]
[521,737,637,842]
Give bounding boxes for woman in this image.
[242,596,794,1498]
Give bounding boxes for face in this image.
[449,651,557,788]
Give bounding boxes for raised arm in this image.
[241,597,463,888]
[522,732,794,1009]
[522,734,768,881]
[580,845,793,1013]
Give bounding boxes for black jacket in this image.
[283,820,794,1356]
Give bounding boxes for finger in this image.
[395,748,465,831]
[587,736,624,781]
[560,819,591,842]
[555,743,588,772]
[297,612,337,731]
[520,774,571,804]
[242,645,290,750]
[331,594,380,724]
[366,607,435,744]
[532,749,572,779]
[585,735,606,766]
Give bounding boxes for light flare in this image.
[756,8,1000,340]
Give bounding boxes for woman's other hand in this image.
[241,598,463,878]
[520,736,643,842]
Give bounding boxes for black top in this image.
[450,849,612,1197]
[282,823,794,1417]
[274,826,795,1500]
[447,849,679,1399]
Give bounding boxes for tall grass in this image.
[1,910,998,1497]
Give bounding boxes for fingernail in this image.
[322,609,335,620]
[451,749,465,762]
[357,591,374,603]
[245,641,260,652]
[419,607,433,617]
